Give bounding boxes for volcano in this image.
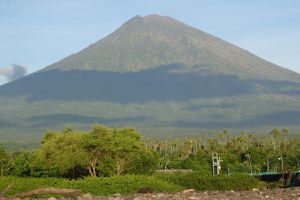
[1,14,300,141]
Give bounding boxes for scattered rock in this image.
[151,193,165,199]
[112,193,121,197]
[13,187,300,199]
[48,198,56,200]
[81,193,93,200]
[182,189,196,193]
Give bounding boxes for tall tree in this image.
[269,128,280,150]
[82,125,113,177]
[112,128,144,175]
[39,130,88,179]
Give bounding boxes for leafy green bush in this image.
[71,175,183,195]
[156,172,262,191]
[0,175,183,197]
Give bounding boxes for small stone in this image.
[189,196,198,200]
[82,193,93,199]
[48,197,56,200]
[112,193,121,197]
[183,189,196,193]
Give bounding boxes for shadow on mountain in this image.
[27,111,300,130]
[171,111,300,128]
[185,103,235,111]
[0,120,12,128]
[0,64,300,103]
[28,114,150,128]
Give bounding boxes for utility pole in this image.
[248,155,253,174]
[278,155,284,177]
[212,153,222,175]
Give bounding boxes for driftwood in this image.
[156,169,193,173]
[15,188,81,198]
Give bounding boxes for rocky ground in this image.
[94,188,300,200]
[2,188,300,200]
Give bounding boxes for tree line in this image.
[1,125,300,179]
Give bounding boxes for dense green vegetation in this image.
[0,174,262,197]
[1,125,300,196]
[2,125,300,179]
[1,94,300,143]
[156,172,261,191]
[0,176,183,196]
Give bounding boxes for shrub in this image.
[156,172,262,191]
[0,175,183,197]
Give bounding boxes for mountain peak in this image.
[43,15,300,81]
[143,14,181,25]
[122,14,184,29]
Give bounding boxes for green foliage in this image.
[39,129,89,178]
[82,125,114,177]
[37,125,158,178]
[10,152,31,177]
[125,149,159,175]
[156,172,262,191]
[10,126,298,179]
[0,146,10,176]
[0,175,183,196]
[148,128,300,175]
[2,125,300,195]
[111,127,148,175]
[1,93,300,143]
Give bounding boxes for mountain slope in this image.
[0,14,300,141]
[1,66,300,103]
[44,14,300,81]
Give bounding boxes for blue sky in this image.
[0,0,300,84]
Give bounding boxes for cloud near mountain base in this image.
[0,64,27,82]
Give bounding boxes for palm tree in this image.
[269,128,280,150]
[281,128,289,151]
